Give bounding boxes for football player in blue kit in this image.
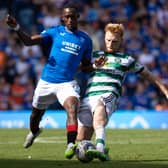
[6,3,92,159]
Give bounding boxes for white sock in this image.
[96,143,104,153]
[95,126,105,153]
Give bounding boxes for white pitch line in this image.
[35,136,66,143]
[0,137,167,145]
[35,137,167,145]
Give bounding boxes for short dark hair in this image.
[62,2,80,19]
[63,3,79,13]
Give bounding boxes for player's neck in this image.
[65,26,78,33]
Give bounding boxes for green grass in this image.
[0,129,168,168]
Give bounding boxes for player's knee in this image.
[31,107,45,120]
[93,112,107,127]
[64,97,79,113]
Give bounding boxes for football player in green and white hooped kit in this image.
[76,23,168,161]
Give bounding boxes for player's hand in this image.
[164,90,168,100]
[161,86,168,100]
[94,56,108,67]
[5,14,18,29]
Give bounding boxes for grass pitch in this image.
[0,129,168,168]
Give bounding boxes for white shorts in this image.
[32,79,80,109]
[78,93,119,127]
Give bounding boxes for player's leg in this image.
[57,81,80,159]
[23,107,44,148]
[63,96,79,159]
[87,95,118,161]
[30,107,45,134]
[77,101,94,141]
[77,125,94,141]
[93,100,107,153]
[86,100,109,161]
[23,79,55,148]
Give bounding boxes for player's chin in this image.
[67,24,77,31]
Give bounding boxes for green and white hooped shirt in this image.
[84,51,144,98]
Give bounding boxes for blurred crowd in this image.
[0,0,168,111]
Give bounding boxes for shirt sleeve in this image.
[128,56,144,73]
[40,27,56,44]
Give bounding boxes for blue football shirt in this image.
[40,25,92,83]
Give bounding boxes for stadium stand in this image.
[0,0,168,110]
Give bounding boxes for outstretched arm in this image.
[139,67,168,99]
[5,14,42,46]
[94,55,108,67]
[78,58,94,73]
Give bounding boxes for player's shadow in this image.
[0,159,168,168]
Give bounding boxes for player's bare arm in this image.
[94,55,108,67]
[78,56,108,72]
[5,14,42,46]
[78,58,94,72]
[140,67,168,99]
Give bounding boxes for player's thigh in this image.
[92,100,107,128]
[32,79,57,109]
[103,94,118,119]
[78,103,92,126]
[93,94,118,125]
[56,80,80,106]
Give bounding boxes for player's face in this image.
[62,8,79,31]
[104,31,122,53]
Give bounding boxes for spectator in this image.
[0,77,10,110]
[0,0,168,111]
[10,75,27,110]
